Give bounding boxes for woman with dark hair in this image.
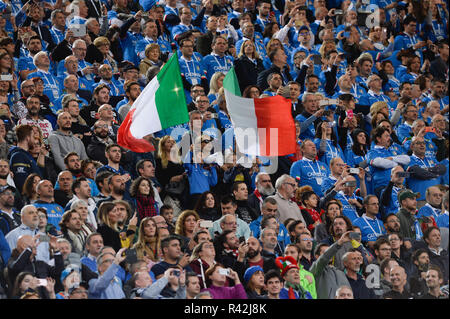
[233,40,265,95]
[296,190,322,234]
[21,173,42,205]
[11,271,55,299]
[243,266,268,299]
[314,121,345,167]
[314,200,343,243]
[130,176,159,223]
[399,55,422,84]
[262,22,280,45]
[242,85,261,98]
[194,191,221,221]
[345,128,370,169]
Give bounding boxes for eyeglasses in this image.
[95,124,109,129]
[201,139,212,144]
[197,100,209,104]
[0,191,14,196]
[300,238,313,241]
[284,183,297,187]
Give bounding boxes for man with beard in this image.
[48,112,88,171]
[248,172,275,216]
[297,232,315,271]
[0,185,21,235]
[268,174,305,224]
[250,198,290,246]
[320,216,354,271]
[260,227,280,259]
[18,36,43,81]
[236,236,277,280]
[61,94,92,145]
[409,249,432,298]
[86,120,115,165]
[384,214,402,235]
[8,124,43,193]
[232,182,258,224]
[96,174,133,211]
[33,180,65,232]
[17,95,53,143]
[96,104,120,139]
[80,84,111,128]
[96,144,131,183]
[118,81,141,122]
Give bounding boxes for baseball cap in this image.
[398,189,420,202]
[0,185,15,194]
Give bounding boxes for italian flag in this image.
[223,68,296,157]
[118,52,189,152]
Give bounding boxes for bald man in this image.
[5,205,51,262]
[383,266,413,299]
[48,111,88,170]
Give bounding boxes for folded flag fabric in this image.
[118,52,189,152]
[222,68,296,157]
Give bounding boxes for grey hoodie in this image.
[47,130,88,170]
[310,241,351,299]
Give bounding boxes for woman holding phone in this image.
[202,263,247,299]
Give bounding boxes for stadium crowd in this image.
[0,0,448,300]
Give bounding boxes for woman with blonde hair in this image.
[93,36,118,73]
[208,72,225,105]
[155,135,186,216]
[131,217,161,264]
[139,43,162,76]
[234,40,264,95]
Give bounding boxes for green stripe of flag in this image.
[154,52,189,128]
[223,67,241,97]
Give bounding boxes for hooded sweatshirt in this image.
[47,130,88,170]
[8,146,43,193]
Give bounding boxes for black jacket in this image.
[257,64,295,91]
[233,56,265,95]
[86,135,108,165]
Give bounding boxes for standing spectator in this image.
[130,176,159,223]
[397,189,422,240]
[80,232,104,273]
[420,265,449,299]
[151,235,193,279]
[131,217,161,264]
[194,191,221,222]
[422,227,449,284]
[47,112,88,171]
[96,202,121,253]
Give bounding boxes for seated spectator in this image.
[275,256,313,299]
[130,217,161,264]
[194,191,221,222]
[80,232,104,273]
[189,241,217,289]
[382,265,414,299]
[202,263,247,299]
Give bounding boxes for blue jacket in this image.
[8,146,44,194]
[0,230,11,267]
[406,155,441,201]
[249,216,290,247]
[183,152,218,195]
[352,215,386,242]
[290,158,330,197]
[33,201,65,231]
[88,263,125,299]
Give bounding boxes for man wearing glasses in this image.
[353,195,386,250]
[406,136,446,205]
[268,174,305,225]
